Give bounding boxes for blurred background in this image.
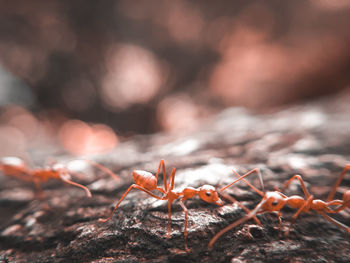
[0,0,350,158]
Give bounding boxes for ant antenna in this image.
[208,199,266,249]
[230,168,264,197]
[60,173,92,197]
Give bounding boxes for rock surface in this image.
[1,93,350,263]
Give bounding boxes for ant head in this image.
[263,191,286,211]
[198,185,224,206]
[51,163,65,173]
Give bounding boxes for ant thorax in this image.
[167,189,181,200]
[262,191,287,211]
[177,187,197,200]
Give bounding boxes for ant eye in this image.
[205,192,211,197]
[272,201,278,206]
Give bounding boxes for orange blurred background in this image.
[0,0,350,157]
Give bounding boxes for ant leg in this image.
[324,200,345,213]
[84,160,120,181]
[285,195,313,236]
[167,199,172,238]
[167,168,176,191]
[33,179,45,199]
[99,184,164,223]
[254,168,265,193]
[220,191,262,226]
[208,198,266,250]
[220,168,264,196]
[274,185,283,192]
[179,200,190,251]
[156,187,166,194]
[155,160,168,192]
[162,168,176,239]
[282,175,311,198]
[318,211,350,234]
[276,211,283,229]
[327,164,350,201]
[221,168,264,197]
[220,168,259,191]
[59,174,92,197]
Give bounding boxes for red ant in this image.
[208,166,350,249]
[0,156,92,197]
[98,160,260,251]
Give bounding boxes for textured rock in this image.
[1,93,350,262]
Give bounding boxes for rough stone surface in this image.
[1,93,350,263]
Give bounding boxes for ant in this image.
[98,160,259,251]
[0,156,92,198]
[208,166,350,249]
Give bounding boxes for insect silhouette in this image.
[208,166,350,249]
[0,156,92,197]
[99,161,262,251]
[100,160,236,251]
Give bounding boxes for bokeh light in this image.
[0,125,27,158]
[2,106,39,141]
[165,1,204,45]
[58,119,118,155]
[101,44,168,111]
[0,0,349,143]
[310,0,350,10]
[62,78,96,113]
[157,94,212,133]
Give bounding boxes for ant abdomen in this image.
[0,157,28,176]
[133,170,157,190]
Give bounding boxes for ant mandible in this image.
[208,166,350,249]
[0,156,92,197]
